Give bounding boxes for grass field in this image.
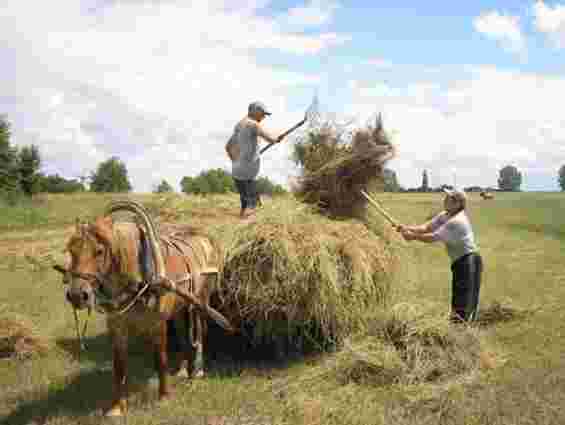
[1,192,564,425]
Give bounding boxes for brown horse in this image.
[60,200,231,416]
[480,191,494,200]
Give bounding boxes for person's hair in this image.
[446,194,465,216]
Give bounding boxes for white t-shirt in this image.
[429,211,478,263]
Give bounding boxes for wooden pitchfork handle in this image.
[157,277,236,334]
[260,117,307,155]
[360,190,399,228]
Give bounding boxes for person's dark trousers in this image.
[234,178,257,211]
[450,252,483,323]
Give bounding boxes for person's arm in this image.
[398,214,442,234]
[255,122,282,144]
[401,230,438,243]
[402,219,452,244]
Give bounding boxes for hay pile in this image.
[336,303,484,385]
[279,303,491,392]
[0,309,49,360]
[213,198,401,350]
[294,116,395,218]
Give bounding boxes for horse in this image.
[480,191,494,200]
[58,200,232,416]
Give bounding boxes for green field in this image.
[1,192,564,425]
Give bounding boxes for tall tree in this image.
[39,174,85,193]
[498,165,522,192]
[559,164,565,192]
[0,116,21,198]
[18,145,42,196]
[421,170,429,192]
[90,157,132,193]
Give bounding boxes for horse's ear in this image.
[75,217,81,233]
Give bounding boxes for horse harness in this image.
[57,227,201,317]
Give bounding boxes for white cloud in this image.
[283,0,341,28]
[365,58,394,69]
[533,0,565,48]
[345,66,565,191]
[474,11,525,53]
[0,0,348,191]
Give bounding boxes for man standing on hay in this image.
[226,101,285,222]
[397,188,483,323]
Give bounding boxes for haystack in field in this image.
[280,303,494,392]
[0,310,49,360]
[294,115,395,218]
[212,198,401,351]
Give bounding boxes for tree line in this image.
[0,116,285,202]
[3,115,565,202]
[386,165,560,193]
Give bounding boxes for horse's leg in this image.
[193,274,211,378]
[174,306,193,379]
[154,319,171,400]
[106,331,128,416]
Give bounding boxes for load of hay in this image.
[211,198,402,352]
[293,114,396,218]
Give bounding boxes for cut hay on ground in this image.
[476,300,538,327]
[294,117,395,218]
[278,302,493,393]
[0,308,49,360]
[211,197,401,351]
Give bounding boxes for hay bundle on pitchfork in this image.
[293,114,396,219]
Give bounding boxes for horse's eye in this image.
[96,247,105,257]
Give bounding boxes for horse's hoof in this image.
[105,405,125,417]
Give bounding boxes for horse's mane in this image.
[111,221,143,285]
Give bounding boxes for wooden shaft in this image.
[260,118,306,154]
[360,190,398,227]
[159,279,235,333]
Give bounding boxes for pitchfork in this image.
[260,94,321,155]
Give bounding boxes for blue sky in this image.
[1,0,564,191]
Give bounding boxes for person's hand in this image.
[400,229,414,241]
[394,224,405,232]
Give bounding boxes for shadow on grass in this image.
[2,352,157,425]
[3,319,327,424]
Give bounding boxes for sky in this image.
[2,0,565,192]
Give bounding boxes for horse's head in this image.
[61,200,167,312]
[63,216,115,310]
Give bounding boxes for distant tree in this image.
[559,164,565,191]
[256,176,287,196]
[181,168,235,195]
[90,157,132,193]
[17,145,42,196]
[497,165,522,192]
[0,116,21,199]
[181,168,285,196]
[383,168,400,192]
[154,179,173,193]
[39,174,85,193]
[421,170,429,192]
